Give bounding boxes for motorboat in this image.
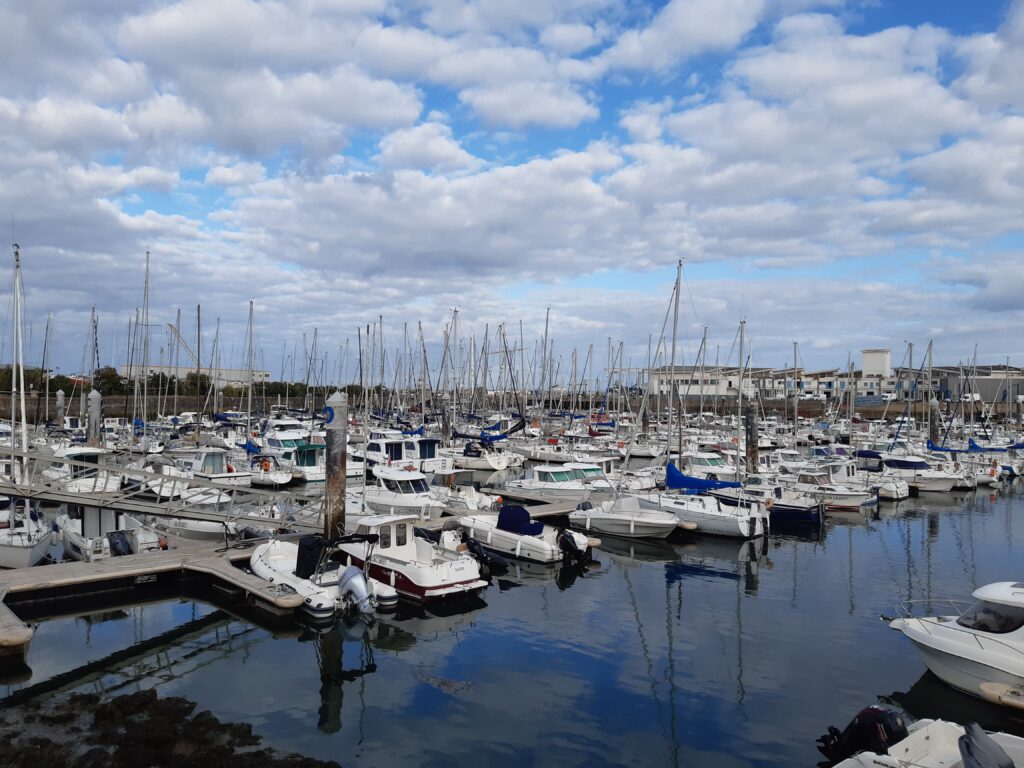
[250,533,398,622]
[335,514,488,602]
[42,446,122,493]
[291,441,327,482]
[563,462,616,498]
[881,454,959,493]
[123,454,190,500]
[357,429,452,474]
[459,506,592,564]
[708,474,823,524]
[172,447,253,487]
[616,433,665,459]
[363,464,446,521]
[504,464,592,502]
[632,491,766,538]
[818,705,1024,767]
[446,441,511,471]
[569,496,679,539]
[54,509,162,562]
[777,470,875,509]
[678,451,739,482]
[890,582,1024,704]
[428,468,497,512]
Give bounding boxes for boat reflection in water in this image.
[304,617,379,734]
[494,555,597,592]
[883,671,1024,737]
[666,535,767,594]
[596,535,679,563]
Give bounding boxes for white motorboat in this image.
[445,441,511,471]
[504,464,591,502]
[42,446,122,494]
[633,491,766,538]
[778,470,875,509]
[291,441,327,482]
[458,506,592,564]
[890,582,1024,704]
[678,451,739,483]
[881,454,959,493]
[563,462,616,498]
[250,534,397,622]
[336,514,488,602]
[608,465,661,492]
[55,510,162,562]
[569,496,679,539]
[123,454,190,499]
[173,447,252,487]
[428,468,497,512]
[363,464,446,521]
[819,706,1024,767]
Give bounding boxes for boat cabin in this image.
[353,514,421,560]
[372,465,430,494]
[956,583,1024,634]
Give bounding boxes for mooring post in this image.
[324,391,348,538]
[87,389,102,447]
[55,389,65,427]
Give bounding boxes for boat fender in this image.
[764,499,774,511]
[959,721,1015,768]
[815,705,908,763]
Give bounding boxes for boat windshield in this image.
[956,600,1024,634]
[573,468,603,479]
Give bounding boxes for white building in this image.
[119,364,270,389]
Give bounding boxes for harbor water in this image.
[4,481,1024,766]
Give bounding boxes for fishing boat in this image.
[569,496,679,539]
[335,514,488,602]
[458,505,592,564]
[250,533,398,622]
[172,447,253,487]
[777,470,875,509]
[889,582,1024,705]
[123,454,190,499]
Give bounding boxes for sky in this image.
[1,0,1023,383]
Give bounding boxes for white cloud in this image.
[540,23,600,54]
[205,162,266,187]
[459,81,598,128]
[377,123,481,172]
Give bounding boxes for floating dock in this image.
[0,542,305,674]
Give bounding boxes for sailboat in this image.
[0,246,52,568]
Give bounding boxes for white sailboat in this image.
[0,246,51,569]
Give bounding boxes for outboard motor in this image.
[338,565,376,616]
[557,528,586,564]
[960,722,1014,768]
[816,705,909,764]
[576,501,594,512]
[466,537,508,572]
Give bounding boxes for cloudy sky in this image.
[1,0,1022,381]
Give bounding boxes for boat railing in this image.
[896,598,974,618]
[906,614,1024,660]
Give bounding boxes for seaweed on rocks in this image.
[0,688,340,768]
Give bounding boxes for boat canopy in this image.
[883,457,931,470]
[968,438,1008,453]
[497,505,544,536]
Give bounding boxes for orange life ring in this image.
[990,467,997,477]
[731,437,739,445]
[617,441,625,448]
[262,459,271,472]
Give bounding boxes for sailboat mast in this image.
[736,320,745,480]
[666,259,681,460]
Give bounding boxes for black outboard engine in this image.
[576,501,594,512]
[816,705,909,764]
[557,528,586,564]
[960,722,1014,768]
[466,537,508,572]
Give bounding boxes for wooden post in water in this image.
[324,391,348,538]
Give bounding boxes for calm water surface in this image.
[6,481,1024,766]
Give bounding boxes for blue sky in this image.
[1,0,1023,381]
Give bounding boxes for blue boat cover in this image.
[497,505,544,536]
[665,462,741,490]
[401,426,425,436]
[969,438,1008,453]
[926,439,961,453]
